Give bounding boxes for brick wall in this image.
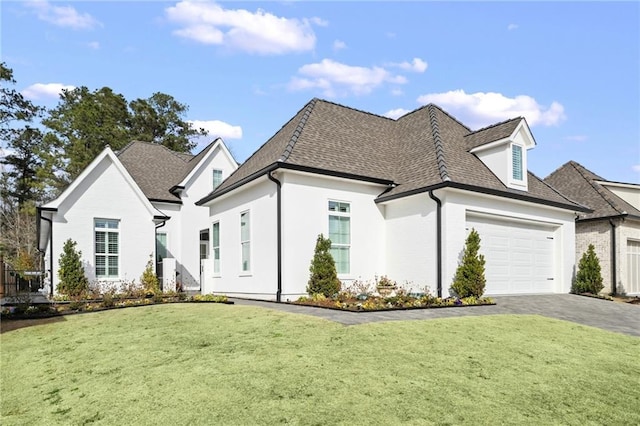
[575,220,612,293]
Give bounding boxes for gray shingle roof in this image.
[544,161,640,220]
[464,117,522,150]
[117,140,217,203]
[202,98,585,211]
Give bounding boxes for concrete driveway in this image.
[231,294,640,337]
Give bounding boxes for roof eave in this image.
[376,181,592,212]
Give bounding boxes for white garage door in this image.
[466,215,556,295]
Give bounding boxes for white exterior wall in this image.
[203,177,278,298]
[475,145,508,187]
[50,157,155,292]
[383,194,437,292]
[153,202,182,287]
[279,172,387,300]
[441,189,576,295]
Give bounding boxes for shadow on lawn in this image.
[1,315,67,334]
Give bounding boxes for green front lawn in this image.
[2,304,638,425]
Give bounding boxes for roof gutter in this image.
[197,162,394,206]
[376,181,592,213]
[267,171,282,302]
[36,206,55,298]
[428,190,443,298]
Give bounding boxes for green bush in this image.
[451,229,486,298]
[307,234,341,297]
[140,254,160,294]
[572,244,604,294]
[57,239,89,296]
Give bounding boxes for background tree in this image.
[451,228,486,298]
[42,86,131,186]
[572,244,604,294]
[307,234,341,297]
[129,92,206,152]
[0,63,46,268]
[43,87,208,187]
[57,239,89,296]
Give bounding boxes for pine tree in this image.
[452,228,486,298]
[307,234,341,297]
[573,244,604,294]
[57,239,89,296]
[140,253,160,294]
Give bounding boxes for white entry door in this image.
[466,215,556,295]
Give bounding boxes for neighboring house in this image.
[544,161,640,295]
[37,139,237,295]
[196,98,588,301]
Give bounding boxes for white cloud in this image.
[288,59,407,97]
[632,164,640,173]
[384,108,412,119]
[189,120,243,140]
[86,41,100,49]
[391,88,404,96]
[389,58,428,73]
[416,89,566,129]
[22,83,75,100]
[165,1,320,55]
[25,0,101,30]
[508,23,519,31]
[333,39,347,51]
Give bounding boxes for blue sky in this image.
[3,1,639,183]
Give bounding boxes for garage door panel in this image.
[466,215,556,295]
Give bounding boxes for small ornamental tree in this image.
[451,228,486,298]
[57,238,88,296]
[573,244,604,294]
[307,234,341,297]
[140,253,160,294]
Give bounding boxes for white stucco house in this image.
[37,139,237,295]
[197,99,589,301]
[545,161,640,295]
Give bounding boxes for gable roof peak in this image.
[466,116,523,137]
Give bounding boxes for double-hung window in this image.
[512,144,523,181]
[95,219,119,278]
[212,222,220,275]
[240,211,250,272]
[213,169,223,189]
[328,201,350,274]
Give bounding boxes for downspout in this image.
[428,190,443,298]
[37,210,54,298]
[609,219,617,295]
[267,171,282,302]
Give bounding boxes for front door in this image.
[199,229,209,289]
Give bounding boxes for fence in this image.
[0,261,43,297]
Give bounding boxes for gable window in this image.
[240,211,250,272]
[95,219,119,278]
[328,201,350,274]
[212,222,220,275]
[512,145,523,181]
[213,169,223,189]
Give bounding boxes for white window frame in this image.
[508,143,527,189]
[156,232,167,263]
[213,169,223,190]
[328,200,351,275]
[95,218,120,279]
[212,221,220,276]
[240,211,251,274]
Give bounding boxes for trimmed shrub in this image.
[57,239,89,296]
[573,244,604,294]
[451,228,486,298]
[307,234,341,297]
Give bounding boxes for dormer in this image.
[466,118,536,191]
